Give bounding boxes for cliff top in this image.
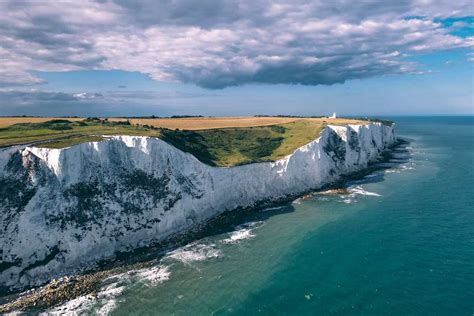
[0,116,391,166]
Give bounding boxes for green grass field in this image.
[0,118,161,148]
[159,120,329,166]
[0,117,386,166]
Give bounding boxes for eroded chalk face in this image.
[0,123,395,293]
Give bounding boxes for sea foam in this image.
[134,265,171,285]
[222,221,264,244]
[348,185,381,197]
[167,243,221,265]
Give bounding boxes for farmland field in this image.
[123,116,300,130]
[0,117,84,128]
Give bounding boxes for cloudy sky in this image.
[0,0,473,116]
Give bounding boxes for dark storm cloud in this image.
[0,0,472,88]
[111,0,244,28]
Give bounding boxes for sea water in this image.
[46,117,474,315]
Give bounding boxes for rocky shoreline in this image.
[0,259,164,313]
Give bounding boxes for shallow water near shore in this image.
[10,117,474,315]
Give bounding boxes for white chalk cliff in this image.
[0,123,395,292]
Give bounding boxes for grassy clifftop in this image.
[0,117,383,167]
[0,118,161,148]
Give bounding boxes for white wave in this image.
[134,265,171,285]
[385,163,415,174]
[304,293,314,300]
[96,299,118,316]
[94,282,125,316]
[167,243,221,264]
[93,265,171,313]
[364,173,379,178]
[42,294,96,315]
[348,185,381,197]
[292,198,302,205]
[222,221,263,244]
[261,206,285,212]
[42,282,124,316]
[98,283,125,298]
[222,228,255,244]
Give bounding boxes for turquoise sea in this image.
[53,117,474,315]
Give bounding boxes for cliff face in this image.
[0,123,395,292]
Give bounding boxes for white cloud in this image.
[0,0,472,88]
